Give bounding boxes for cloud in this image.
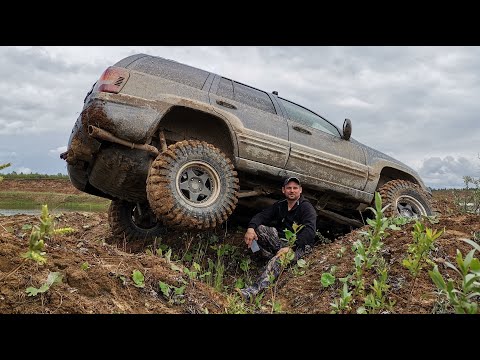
[16,167,32,174]
[0,46,479,188]
[418,156,480,188]
[0,151,17,158]
[49,146,67,154]
[335,96,373,108]
[0,47,106,136]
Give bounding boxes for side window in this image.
[217,77,234,100]
[233,81,276,114]
[278,98,340,137]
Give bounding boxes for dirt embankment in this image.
[0,212,229,314]
[0,180,479,314]
[0,179,83,194]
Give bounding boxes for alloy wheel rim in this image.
[176,161,221,207]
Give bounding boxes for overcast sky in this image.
[0,46,478,189]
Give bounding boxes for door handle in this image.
[216,99,237,110]
[292,126,312,135]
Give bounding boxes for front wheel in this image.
[377,179,436,218]
[146,140,239,229]
[108,200,167,241]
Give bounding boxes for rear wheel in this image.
[378,179,435,218]
[146,140,239,229]
[108,200,167,241]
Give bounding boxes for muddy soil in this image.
[0,181,478,314]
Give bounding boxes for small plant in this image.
[234,278,245,289]
[205,258,216,288]
[22,205,75,264]
[429,239,480,314]
[403,221,444,307]
[254,291,265,309]
[26,272,63,296]
[234,257,253,290]
[132,270,145,288]
[158,281,186,304]
[358,192,391,269]
[316,230,332,244]
[0,162,11,182]
[261,223,305,313]
[403,221,444,277]
[275,222,304,272]
[283,222,305,248]
[331,282,353,313]
[155,243,170,257]
[225,294,249,314]
[80,262,90,271]
[292,258,308,276]
[455,176,480,214]
[333,192,394,312]
[424,215,440,224]
[352,192,390,295]
[119,275,128,286]
[431,291,453,314]
[239,257,252,284]
[350,192,391,297]
[183,267,197,280]
[321,272,336,288]
[164,248,172,262]
[390,216,412,227]
[473,231,480,244]
[351,239,366,296]
[336,246,346,258]
[184,262,206,280]
[268,299,283,313]
[209,243,236,292]
[158,281,171,298]
[358,257,395,314]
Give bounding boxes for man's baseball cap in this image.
[283,176,301,187]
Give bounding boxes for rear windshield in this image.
[124,55,210,90]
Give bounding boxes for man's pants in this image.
[245,225,311,297]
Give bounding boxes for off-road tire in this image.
[146,140,239,229]
[108,200,167,241]
[378,179,436,218]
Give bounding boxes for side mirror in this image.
[342,118,352,140]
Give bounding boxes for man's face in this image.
[282,181,302,201]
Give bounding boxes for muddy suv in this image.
[62,53,435,241]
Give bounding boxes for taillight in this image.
[95,66,130,94]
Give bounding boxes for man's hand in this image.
[244,227,257,247]
[276,247,291,256]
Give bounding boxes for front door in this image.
[277,97,368,191]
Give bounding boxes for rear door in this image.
[208,76,289,169]
[276,97,368,190]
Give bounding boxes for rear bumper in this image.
[64,93,162,201]
[82,93,163,143]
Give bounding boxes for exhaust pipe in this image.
[88,125,159,157]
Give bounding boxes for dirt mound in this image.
[0,212,228,314]
[277,213,479,314]
[0,179,82,194]
[1,182,479,314]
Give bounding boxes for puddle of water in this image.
[0,208,104,216]
[0,209,43,216]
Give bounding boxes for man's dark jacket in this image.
[247,195,317,249]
